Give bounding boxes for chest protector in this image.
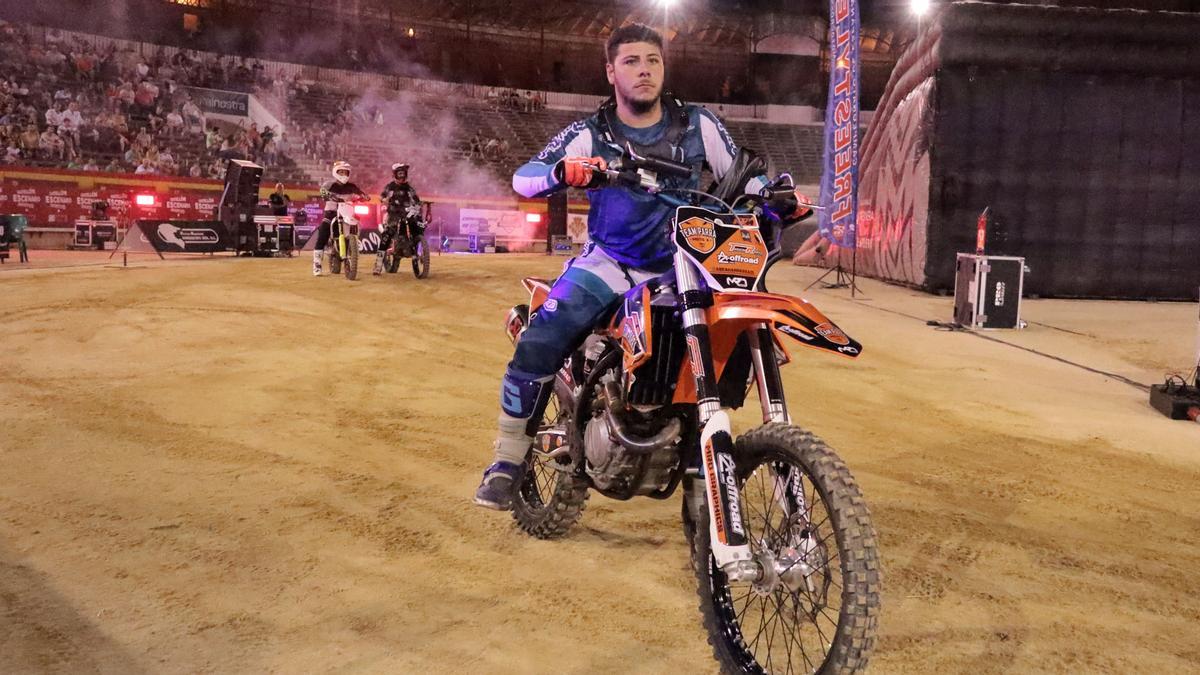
[595,93,693,168]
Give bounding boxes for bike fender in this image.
[700,411,753,566]
[709,292,863,359]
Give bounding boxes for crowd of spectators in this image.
[485,87,544,113]
[0,21,290,179]
[465,131,510,162]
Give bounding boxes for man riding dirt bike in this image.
[374,162,426,276]
[313,160,368,276]
[471,23,879,673]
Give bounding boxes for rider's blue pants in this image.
[500,243,666,420]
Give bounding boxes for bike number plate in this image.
[674,207,768,292]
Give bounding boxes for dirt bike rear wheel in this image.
[344,235,358,280]
[328,247,342,275]
[512,378,588,539]
[412,236,430,279]
[692,423,879,674]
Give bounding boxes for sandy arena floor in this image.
[1,251,1198,674]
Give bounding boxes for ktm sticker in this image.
[679,217,717,254]
[686,334,704,378]
[814,322,850,346]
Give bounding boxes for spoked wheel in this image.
[411,236,430,279]
[512,377,587,539]
[344,234,359,280]
[328,246,342,275]
[693,423,879,674]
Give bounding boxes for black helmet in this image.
[392,162,409,181]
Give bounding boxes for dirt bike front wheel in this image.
[512,377,587,539]
[344,234,358,280]
[412,236,430,279]
[328,246,342,275]
[692,423,880,674]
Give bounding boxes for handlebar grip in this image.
[638,156,692,178]
[760,187,795,200]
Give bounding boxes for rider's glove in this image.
[792,192,814,222]
[767,191,814,225]
[558,156,607,188]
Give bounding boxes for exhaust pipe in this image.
[602,380,682,453]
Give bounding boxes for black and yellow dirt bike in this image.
[378,203,431,279]
[324,198,362,281]
[504,151,880,674]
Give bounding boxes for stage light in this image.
[135,194,156,206]
[525,213,542,224]
[353,204,371,216]
[656,0,677,7]
[836,57,849,69]
[912,0,931,15]
[406,27,415,38]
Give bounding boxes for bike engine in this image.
[581,372,683,496]
[583,412,634,493]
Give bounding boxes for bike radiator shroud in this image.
[620,302,755,409]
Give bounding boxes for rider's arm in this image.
[512,120,593,199]
[696,107,768,196]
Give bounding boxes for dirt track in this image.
[1,252,1198,673]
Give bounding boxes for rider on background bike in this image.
[374,162,422,275]
[473,23,812,509]
[313,160,368,276]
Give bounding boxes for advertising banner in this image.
[817,0,861,249]
[181,86,250,117]
[135,219,233,254]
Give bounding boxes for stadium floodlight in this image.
[912,0,931,15]
[657,0,677,7]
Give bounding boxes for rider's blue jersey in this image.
[512,105,767,269]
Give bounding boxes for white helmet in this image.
[331,160,351,184]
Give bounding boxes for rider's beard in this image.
[629,95,657,115]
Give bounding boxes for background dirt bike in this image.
[504,151,880,674]
[380,203,431,279]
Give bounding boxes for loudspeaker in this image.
[221,159,262,209]
[219,159,263,246]
[546,191,567,253]
[547,191,567,236]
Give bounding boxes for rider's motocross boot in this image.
[473,375,553,510]
[373,250,385,275]
[311,250,322,276]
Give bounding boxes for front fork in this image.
[675,252,757,578]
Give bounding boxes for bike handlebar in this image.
[586,154,823,213]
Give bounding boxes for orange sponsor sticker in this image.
[814,322,850,346]
[679,217,717,254]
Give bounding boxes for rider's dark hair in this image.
[605,23,664,63]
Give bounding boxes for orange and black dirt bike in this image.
[503,151,879,673]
